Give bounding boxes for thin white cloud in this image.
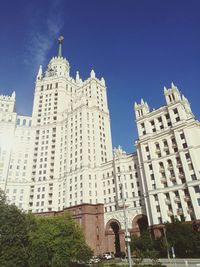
[24,0,64,68]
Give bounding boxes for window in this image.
[180,133,185,140]
[173,108,178,114]
[183,143,187,149]
[156,205,160,212]
[188,163,193,170]
[191,174,197,181]
[151,174,155,180]
[149,164,153,170]
[185,153,191,161]
[197,198,200,206]
[194,186,200,193]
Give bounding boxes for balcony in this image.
[169,176,176,181]
[174,197,180,203]
[155,149,161,154]
[176,162,182,167]
[168,165,173,170]
[184,195,190,202]
[168,210,173,216]
[163,146,169,151]
[177,208,183,215]
[165,198,171,205]
[178,173,185,179]
[161,178,167,184]
[159,167,165,172]
[172,143,177,148]
[187,208,193,214]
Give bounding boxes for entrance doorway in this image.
[110,222,121,256]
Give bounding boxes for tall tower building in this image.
[29,36,113,212]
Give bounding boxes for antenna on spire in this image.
[58,35,64,57]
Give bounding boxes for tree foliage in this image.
[131,231,160,265]
[131,219,200,259]
[28,214,93,267]
[0,189,30,267]
[164,219,200,258]
[0,189,93,267]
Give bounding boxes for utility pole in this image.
[163,227,171,265]
[121,182,132,267]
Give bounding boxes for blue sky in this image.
[0,0,200,153]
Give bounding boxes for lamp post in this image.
[112,149,132,267]
[120,182,132,267]
[163,226,171,265]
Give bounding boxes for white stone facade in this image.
[0,41,200,233]
[135,83,200,225]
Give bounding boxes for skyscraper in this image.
[0,37,200,255]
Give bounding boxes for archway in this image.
[105,219,122,257]
[110,222,121,256]
[132,214,148,236]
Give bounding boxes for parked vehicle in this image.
[89,256,100,264]
[103,252,113,260]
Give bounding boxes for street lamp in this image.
[120,182,132,267]
[163,226,171,265]
[112,150,132,267]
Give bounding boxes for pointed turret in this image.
[182,94,193,115]
[90,69,95,78]
[164,82,181,105]
[36,65,43,80]
[134,102,138,108]
[76,71,80,83]
[171,82,175,88]
[134,98,150,119]
[11,91,16,99]
[101,77,105,86]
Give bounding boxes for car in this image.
[89,256,101,264]
[103,252,113,260]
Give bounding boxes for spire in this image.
[58,36,64,57]
[101,77,105,86]
[76,71,80,83]
[37,65,43,80]
[90,69,95,78]
[11,91,16,99]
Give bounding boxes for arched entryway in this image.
[132,214,148,236]
[105,219,122,256]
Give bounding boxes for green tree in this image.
[131,231,160,265]
[0,189,30,267]
[28,213,93,267]
[164,219,200,258]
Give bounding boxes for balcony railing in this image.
[161,178,167,184]
[168,210,173,216]
[177,208,183,215]
[184,195,190,202]
[187,208,193,214]
[169,176,176,181]
[174,197,181,203]
[179,173,185,179]
[165,198,171,205]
